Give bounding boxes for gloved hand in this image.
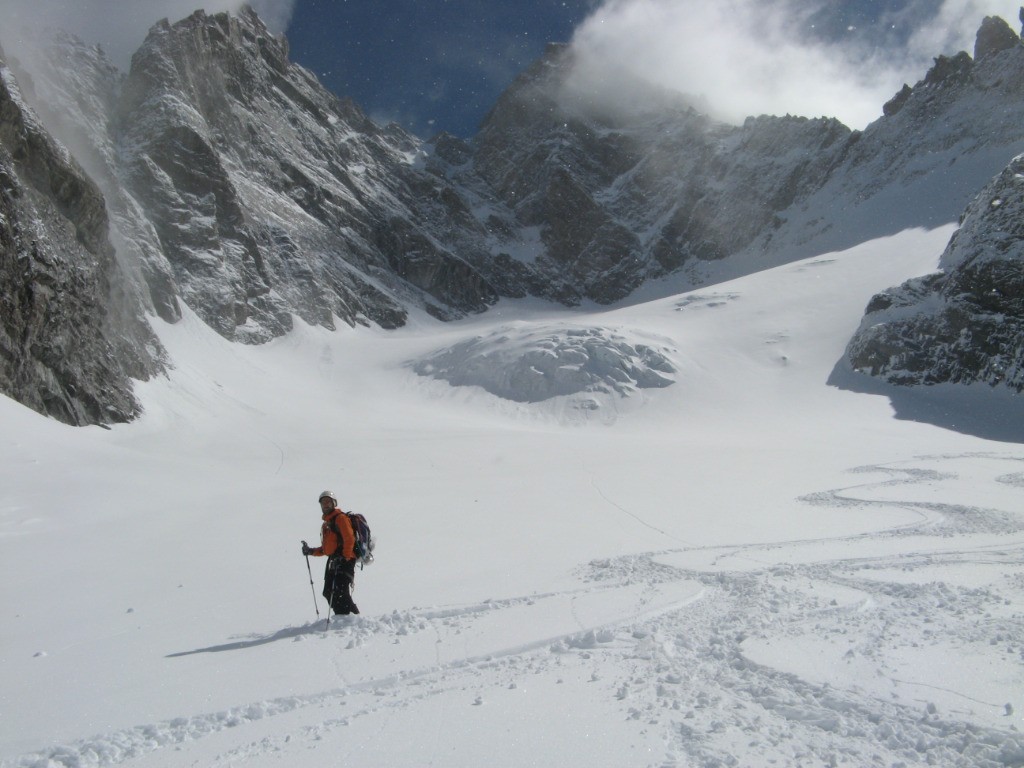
[301,540,311,556]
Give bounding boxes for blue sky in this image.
[284,0,598,138]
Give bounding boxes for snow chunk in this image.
[410,324,676,403]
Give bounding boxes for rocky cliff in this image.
[0,46,161,425]
[115,8,511,340]
[471,44,857,303]
[843,152,1024,392]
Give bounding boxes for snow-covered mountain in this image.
[470,15,1024,299]
[1,8,1024,425]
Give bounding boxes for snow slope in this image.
[1,225,1022,767]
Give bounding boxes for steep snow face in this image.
[410,324,675,411]
[842,153,1024,393]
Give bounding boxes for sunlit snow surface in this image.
[2,226,1023,768]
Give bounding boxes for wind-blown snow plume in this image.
[566,0,1023,128]
[0,0,296,70]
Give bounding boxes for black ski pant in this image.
[323,557,358,615]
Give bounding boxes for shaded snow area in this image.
[2,227,1023,768]
[410,324,676,410]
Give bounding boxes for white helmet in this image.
[318,490,337,505]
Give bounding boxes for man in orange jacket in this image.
[302,490,360,616]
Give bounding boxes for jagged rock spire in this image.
[975,15,1020,60]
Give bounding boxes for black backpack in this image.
[332,511,375,568]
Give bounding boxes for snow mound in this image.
[410,324,676,404]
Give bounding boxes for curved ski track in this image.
[6,453,1024,768]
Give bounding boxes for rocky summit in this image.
[1,8,1024,424]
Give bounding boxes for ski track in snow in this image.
[6,453,1024,768]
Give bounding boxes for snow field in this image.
[1,226,1023,767]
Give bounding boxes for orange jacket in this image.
[310,508,356,560]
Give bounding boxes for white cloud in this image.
[567,0,1023,129]
[903,0,1020,59]
[0,0,296,71]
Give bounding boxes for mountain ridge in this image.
[1,8,1023,425]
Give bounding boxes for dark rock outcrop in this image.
[883,84,913,117]
[844,154,1024,392]
[975,15,1020,61]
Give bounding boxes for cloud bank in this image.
[567,0,1023,129]
[0,0,297,71]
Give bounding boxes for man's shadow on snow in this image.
[828,362,1024,445]
[166,622,327,657]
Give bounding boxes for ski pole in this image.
[326,567,336,630]
[303,547,320,621]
